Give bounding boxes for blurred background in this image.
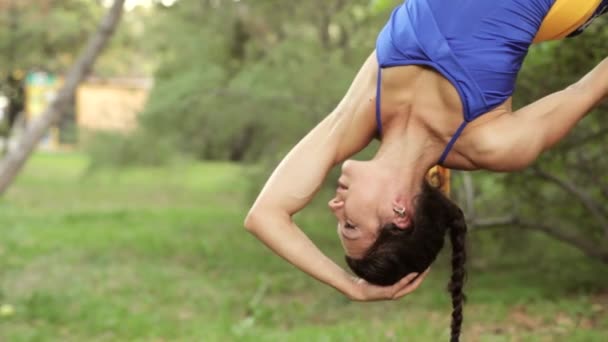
[0,0,607,341]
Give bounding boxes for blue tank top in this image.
[375,0,555,164]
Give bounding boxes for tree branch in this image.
[469,215,517,228]
[462,172,476,220]
[561,127,608,150]
[518,221,608,264]
[470,215,608,264]
[532,167,608,239]
[574,151,608,202]
[0,0,126,195]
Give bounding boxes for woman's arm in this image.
[244,52,427,300]
[475,57,608,171]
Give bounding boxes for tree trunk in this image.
[0,0,126,195]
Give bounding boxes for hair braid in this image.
[448,211,467,342]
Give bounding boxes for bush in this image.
[83,130,176,169]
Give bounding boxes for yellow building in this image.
[24,73,151,149]
[76,77,151,133]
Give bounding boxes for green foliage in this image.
[0,1,102,74]
[0,1,99,139]
[0,1,155,144]
[83,130,175,169]
[124,0,385,163]
[0,1,153,78]
[370,0,400,14]
[0,154,607,341]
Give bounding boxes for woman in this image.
[244,0,608,340]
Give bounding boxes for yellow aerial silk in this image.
[427,166,451,197]
[534,0,601,42]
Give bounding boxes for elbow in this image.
[244,207,270,233]
[244,210,260,232]
[245,206,290,233]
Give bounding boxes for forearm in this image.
[576,57,608,98]
[244,209,356,297]
[544,58,608,145]
[521,58,608,151]
[486,58,608,171]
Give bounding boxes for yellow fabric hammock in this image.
[534,0,601,42]
[427,166,451,197]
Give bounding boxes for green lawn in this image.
[0,153,607,341]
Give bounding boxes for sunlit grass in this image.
[0,152,606,341]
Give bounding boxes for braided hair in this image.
[345,180,467,341]
[447,212,467,341]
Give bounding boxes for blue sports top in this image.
[374,0,604,164]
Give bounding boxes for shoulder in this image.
[452,110,542,172]
[443,103,526,171]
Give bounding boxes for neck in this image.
[373,118,444,201]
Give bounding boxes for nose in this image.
[328,197,344,212]
[341,160,353,173]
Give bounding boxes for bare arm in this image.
[477,57,608,171]
[244,109,368,298]
[244,53,426,300]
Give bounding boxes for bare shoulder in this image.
[424,59,608,172]
[440,102,514,171]
[460,116,518,170]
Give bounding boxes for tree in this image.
[0,0,104,142]
[0,0,127,194]
[128,0,381,162]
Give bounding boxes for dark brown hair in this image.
[345,180,467,342]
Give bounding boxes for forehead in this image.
[343,234,375,258]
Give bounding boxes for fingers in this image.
[349,269,430,302]
[392,268,430,299]
[393,271,420,289]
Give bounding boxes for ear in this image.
[392,215,411,229]
[392,198,411,229]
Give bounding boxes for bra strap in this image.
[375,67,383,137]
[438,121,469,165]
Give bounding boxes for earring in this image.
[393,207,406,218]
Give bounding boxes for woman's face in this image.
[328,160,397,258]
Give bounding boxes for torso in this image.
[379,64,509,170]
[374,0,606,169]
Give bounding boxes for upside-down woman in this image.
[245,1,608,340]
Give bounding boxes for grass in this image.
[0,152,607,341]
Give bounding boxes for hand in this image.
[346,268,430,302]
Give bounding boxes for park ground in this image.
[0,153,607,341]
